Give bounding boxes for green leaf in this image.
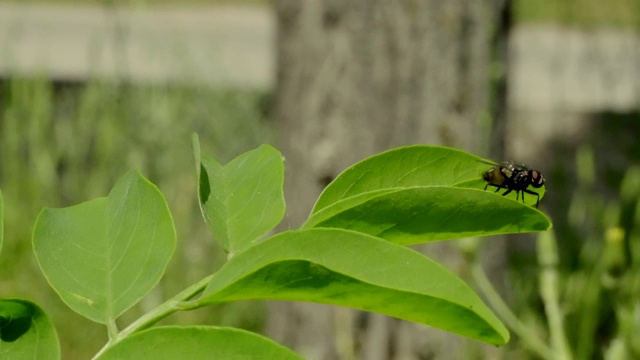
[199,228,509,345]
[305,187,551,245]
[304,146,550,243]
[96,326,303,360]
[194,139,285,255]
[0,189,3,255]
[0,299,60,360]
[32,170,176,324]
[313,145,546,211]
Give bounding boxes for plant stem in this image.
[106,319,118,341]
[471,260,556,360]
[92,273,214,359]
[537,231,573,360]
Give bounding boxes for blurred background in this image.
[0,0,639,359]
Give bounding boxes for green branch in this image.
[92,274,214,359]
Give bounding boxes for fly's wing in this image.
[477,159,503,186]
[476,158,500,167]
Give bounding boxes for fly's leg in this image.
[522,189,541,208]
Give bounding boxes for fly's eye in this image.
[531,170,545,187]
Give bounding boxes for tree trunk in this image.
[271,1,509,359]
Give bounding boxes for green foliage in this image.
[3,141,553,358]
[195,137,285,255]
[199,228,509,344]
[312,145,546,212]
[559,148,640,359]
[32,170,176,324]
[96,326,302,360]
[305,146,548,243]
[312,145,491,210]
[0,77,272,358]
[307,188,548,244]
[0,299,60,359]
[515,0,640,30]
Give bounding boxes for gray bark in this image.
[271,1,509,359]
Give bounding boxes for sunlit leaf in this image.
[198,228,509,345]
[33,170,176,323]
[305,146,550,243]
[96,326,303,360]
[194,136,285,255]
[305,187,550,244]
[313,145,546,211]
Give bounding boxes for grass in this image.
[515,0,640,30]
